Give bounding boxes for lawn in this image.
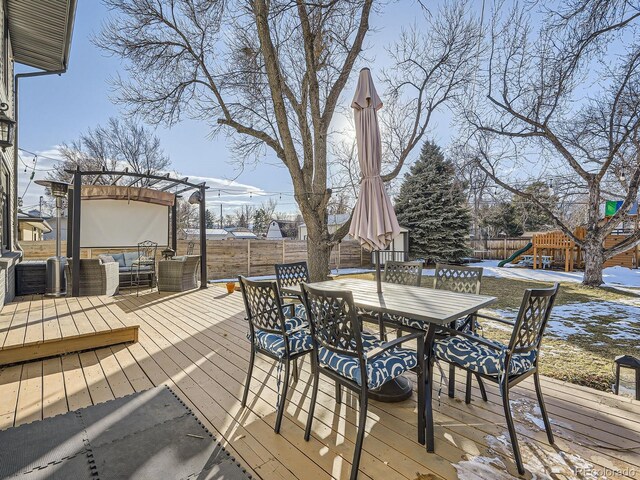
[342,272,639,392]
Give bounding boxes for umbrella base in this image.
[368,375,413,402]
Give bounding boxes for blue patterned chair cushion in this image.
[317,332,418,389]
[434,335,536,377]
[253,316,312,358]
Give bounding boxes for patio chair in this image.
[65,259,119,297]
[300,284,425,480]
[157,255,200,292]
[362,260,423,339]
[131,240,158,296]
[238,276,313,433]
[387,263,487,403]
[274,261,309,300]
[432,264,487,402]
[434,283,559,475]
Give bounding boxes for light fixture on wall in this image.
[0,103,15,151]
[188,190,202,204]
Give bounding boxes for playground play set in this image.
[499,200,640,272]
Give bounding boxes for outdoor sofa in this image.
[98,252,155,287]
[65,259,119,296]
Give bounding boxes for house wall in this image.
[0,6,18,305]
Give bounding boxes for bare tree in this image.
[463,0,640,285]
[98,0,480,280]
[176,198,198,236]
[52,117,171,186]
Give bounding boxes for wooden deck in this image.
[0,288,638,479]
[0,295,138,366]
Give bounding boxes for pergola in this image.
[65,168,209,296]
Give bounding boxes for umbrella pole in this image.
[376,250,382,293]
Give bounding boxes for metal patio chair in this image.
[434,283,559,475]
[274,261,309,299]
[301,284,425,480]
[131,240,158,296]
[362,260,424,339]
[274,261,310,317]
[432,264,486,402]
[239,276,312,433]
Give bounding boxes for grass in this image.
[341,272,637,392]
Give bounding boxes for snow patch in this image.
[492,300,640,342]
[428,260,640,287]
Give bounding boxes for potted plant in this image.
[226,281,236,294]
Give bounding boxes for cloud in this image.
[16,146,273,214]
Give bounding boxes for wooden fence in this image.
[19,239,370,281]
[469,237,532,260]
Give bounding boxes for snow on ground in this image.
[492,300,640,345]
[425,260,640,287]
[433,260,640,345]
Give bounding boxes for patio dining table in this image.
[282,277,496,452]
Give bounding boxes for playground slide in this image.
[498,242,533,267]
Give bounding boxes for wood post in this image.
[282,239,285,263]
[198,185,207,289]
[171,201,177,252]
[247,240,251,276]
[71,169,82,297]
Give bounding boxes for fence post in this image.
[247,240,251,276]
[282,239,285,263]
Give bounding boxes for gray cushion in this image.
[98,254,116,264]
[111,253,126,267]
[119,266,151,273]
[123,252,140,266]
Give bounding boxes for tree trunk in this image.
[582,239,605,287]
[306,231,332,282]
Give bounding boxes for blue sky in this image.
[17,1,456,215]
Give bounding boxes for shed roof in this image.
[8,0,77,71]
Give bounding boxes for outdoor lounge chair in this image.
[157,255,200,292]
[300,284,425,480]
[238,276,312,433]
[434,283,559,475]
[65,258,119,296]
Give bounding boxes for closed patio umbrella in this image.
[348,68,401,292]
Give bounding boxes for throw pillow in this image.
[98,254,116,264]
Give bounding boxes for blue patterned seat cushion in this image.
[253,316,312,358]
[434,335,536,377]
[317,332,418,389]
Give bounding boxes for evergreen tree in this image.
[204,209,215,229]
[479,202,523,237]
[395,141,471,263]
